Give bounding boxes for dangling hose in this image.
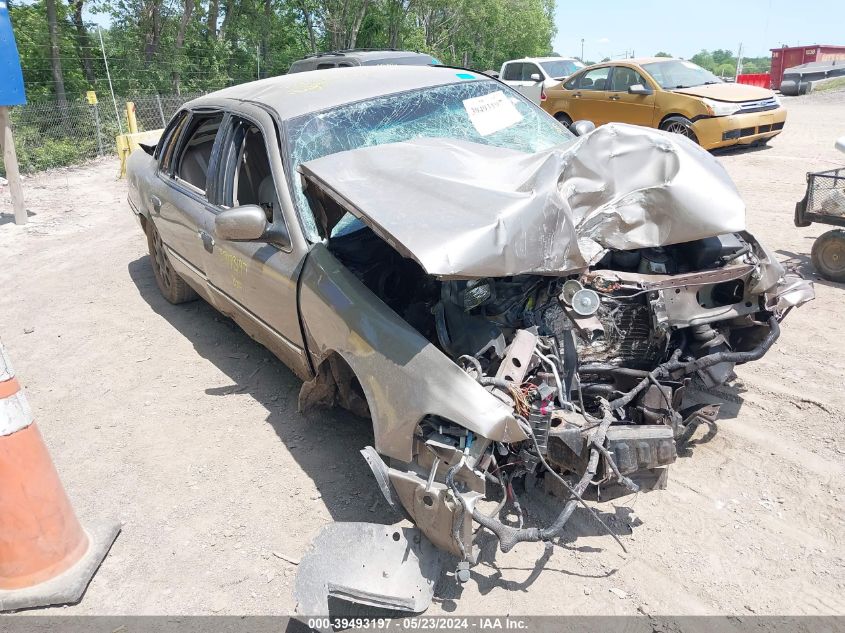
[473,403,629,553]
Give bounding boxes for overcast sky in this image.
[552,0,845,61]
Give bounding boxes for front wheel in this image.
[554,113,572,129]
[146,221,198,304]
[660,116,699,144]
[811,229,845,283]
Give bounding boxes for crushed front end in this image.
[295,125,814,597]
[353,230,812,571]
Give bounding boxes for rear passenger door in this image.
[153,110,224,289]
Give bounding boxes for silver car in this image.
[126,66,813,613]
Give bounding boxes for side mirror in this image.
[572,120,596,136]
[835,136,845,155]
[628,83,653,95]
[214,205,268,241]
[530,73,542,82]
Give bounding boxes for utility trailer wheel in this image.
[147,221,198,304]
[811,229,845,283]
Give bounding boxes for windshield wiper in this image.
[673,81,719,89]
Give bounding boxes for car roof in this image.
[301,49,430,61]
[568,58,680,74]
[510,56,580,63]
[185,65,486,121]
[625,57,678,65]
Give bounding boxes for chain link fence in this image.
[0,91,215,177]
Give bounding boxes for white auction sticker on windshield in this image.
[463,91,523,136]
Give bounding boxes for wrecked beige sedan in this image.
[126,66,813,615]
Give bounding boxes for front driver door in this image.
[605,66,656,127]
[516,62,544,104]
[205,107,311,379]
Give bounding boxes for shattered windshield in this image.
[286,79,575,240]
[642,60,723,89]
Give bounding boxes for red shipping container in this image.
[770,44,845,89]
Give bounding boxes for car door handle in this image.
[150,195,162,214]
[198,229,215,252]
[573,92,582,98]
[609,95,620,101]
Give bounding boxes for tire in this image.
[811,229,845,283]
[660,115,699,144]
[146,220,198,304]
[554,113,572,129]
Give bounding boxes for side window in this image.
[521,63,542,81]
[564,72,582,90]
[609,67,648,91]
[316,62,336,70]
[174,113,224,194]
[220,117,278,224]
[157,111,188,173]
[502,63,523,81]
[577,67,611,91]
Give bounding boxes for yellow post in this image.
[115,129,164,178]
[125,101,138,135]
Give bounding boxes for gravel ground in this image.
[1,90,844,618]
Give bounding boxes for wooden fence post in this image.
[0,106,26,225]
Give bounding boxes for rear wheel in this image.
[811,229,845,282]
[146,221,197,304]
[554,113,572,129]
[660,116,699,144]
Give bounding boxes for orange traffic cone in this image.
[0,341,120,611]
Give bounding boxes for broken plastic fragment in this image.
[294,522,442,617]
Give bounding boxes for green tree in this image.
[691,49,715,71]
[654,51,671,57]
[10,0,558,100]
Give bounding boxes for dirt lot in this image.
[1,90,844,618]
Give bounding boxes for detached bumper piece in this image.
[294,523,442,618]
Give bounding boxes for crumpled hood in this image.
[671,82,775,102]
[299,123,747,279]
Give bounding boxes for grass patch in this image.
[813,76,845,92]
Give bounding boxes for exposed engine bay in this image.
[292,127,815,609]
[325,224,812,567]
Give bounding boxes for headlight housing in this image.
[702,98,741,117]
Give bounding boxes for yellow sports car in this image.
[543,57,786,150]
